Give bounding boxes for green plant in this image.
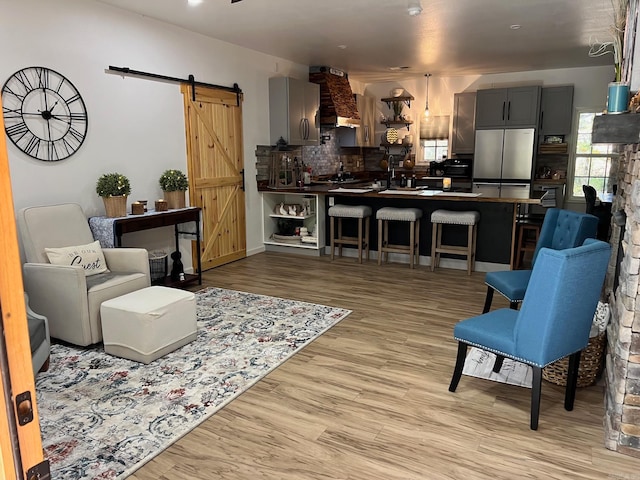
[95,172,131,197]
[588,0,629,82]
[392,101,404,119]
[159,169,189,192]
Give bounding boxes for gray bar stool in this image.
[376,207,423,268]
[328,204,372,263]
[430,209,480,275]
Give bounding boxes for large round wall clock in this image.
[1,66,88,161]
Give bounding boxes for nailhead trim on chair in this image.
[431,209,479,225]
[328,205,372,218]
[453,336,570,368]
[376,207,422,222]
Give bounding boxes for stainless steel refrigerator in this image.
[472,128,535,198]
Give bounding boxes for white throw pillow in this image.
[45,240,109,276]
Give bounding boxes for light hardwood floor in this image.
[130,252,640,480]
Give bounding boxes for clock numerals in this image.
[14,70,34,92]
[2,66,88,161]
[36,67,50,90]
[6,121,29,140]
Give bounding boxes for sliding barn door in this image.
[181,85,246,270]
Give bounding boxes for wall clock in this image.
[1,66,88,161]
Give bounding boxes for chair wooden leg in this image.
[330,216,336,260]
[467,224,473,275]
[492,355,505,373]
[384,220,390,263]
[430,223,438,271]
[415,219,421,267]
[357,217,363,264]
[40,355,50,373]
[565,351,581,411]
[377,219,383,265]
[482,287,494,314]
[409,220,415,269]
[449,342,468,392]
[531,366,542,430]
[365,217,370,261]
[338,218,343,258]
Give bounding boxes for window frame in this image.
[419,138,449,165]
[567,107,618,202]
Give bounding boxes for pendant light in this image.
[424,73,431,117]
[407,0,423,16]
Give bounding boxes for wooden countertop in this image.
[258,183,543,205]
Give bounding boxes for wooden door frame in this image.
[0,99,46,478]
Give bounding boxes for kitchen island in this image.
[259,183,543,270]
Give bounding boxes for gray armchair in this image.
[17,203,150,346]
[26,293,50,376]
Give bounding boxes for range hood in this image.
[309,66,360,127]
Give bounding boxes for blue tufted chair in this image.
[449,239,611,430]
[482,208,599,314]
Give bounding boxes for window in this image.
[419,115,450,165]
[421,138,449,164]
[570,110,617,199]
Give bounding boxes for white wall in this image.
[1,0,308,259]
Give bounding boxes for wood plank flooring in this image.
[130,252,640,479]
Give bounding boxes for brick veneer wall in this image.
[604,143,640,458]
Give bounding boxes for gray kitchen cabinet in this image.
[269,77,320,146]
[539,86,574,136]
[475,86,540,129]
[451,92,476,154]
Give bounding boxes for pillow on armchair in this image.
[45,240,109,276]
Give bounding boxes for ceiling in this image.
[95,0,617,83]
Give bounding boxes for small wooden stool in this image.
[515,222,541,269]
[328,204,372,263]
[430,209,480,275]
[376,207,422,268]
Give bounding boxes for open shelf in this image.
[269,213,314,219]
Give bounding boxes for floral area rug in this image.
[36,287,351,480]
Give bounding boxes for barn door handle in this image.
[240,169,245,191]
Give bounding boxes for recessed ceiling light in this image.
[510,24,521,30]
[389,66,411,71]
[188,0,203,6]
[338,45,347,50]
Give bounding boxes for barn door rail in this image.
[106,65,242,104]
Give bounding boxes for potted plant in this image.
[96,172,131,217]
[589,0,630,113]
[159,169,188,209]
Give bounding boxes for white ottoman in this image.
[100,286,197,364]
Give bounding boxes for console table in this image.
[89,207,202,287]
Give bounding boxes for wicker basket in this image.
[542,331,606,387]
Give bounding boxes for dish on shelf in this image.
[272,233,302,244]
[390,88,404,97]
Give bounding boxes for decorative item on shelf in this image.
[403,154,414,170]
[159,169,188,209]
[442,177,452,191]
[588,0,630,113]
[268,152,300,189]
[96,172,131,218]
[131,202,145,215]
[155,199,168,211]
[137,200,148,212]
[383,128,399,144]
[392,101,404,121]
[390,88,404,97]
